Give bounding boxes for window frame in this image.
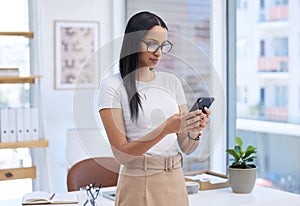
[226,0,237,172]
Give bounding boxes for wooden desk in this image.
[1,185,299,206]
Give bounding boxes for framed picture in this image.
[54,20,100,89]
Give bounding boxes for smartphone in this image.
[189,97,215,114]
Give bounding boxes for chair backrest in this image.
[67,157,120,191]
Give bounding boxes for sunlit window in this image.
[234,0,300,194]
[0,0,33,199]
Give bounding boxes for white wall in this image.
[35,0,121,192]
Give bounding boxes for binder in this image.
[0,109,9,143]
[7,109,17,142]
[30,107,39,141]
[16,108,25,142]
[23,108,31,141]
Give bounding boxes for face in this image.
[139,25,169,68]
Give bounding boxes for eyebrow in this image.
[143,38,160,43]
[143,39,168,44]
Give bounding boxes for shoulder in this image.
[101,73,122,84]
[156,71,182,84]
[100,73,123,89]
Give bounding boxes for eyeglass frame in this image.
[141,40,173,54]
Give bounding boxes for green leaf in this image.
[246,145,257,152]
[245,157,255,162]
[235,136,243,148]
[244,149,256,159]
[234,145,241,154]
[226,149,240,160]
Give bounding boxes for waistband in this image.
[124,152,183,172]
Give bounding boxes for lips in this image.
[150,58,159,64]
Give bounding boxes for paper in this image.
[22,191,78,205]
[185,173,228,184]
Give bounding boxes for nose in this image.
[153,47,163,56]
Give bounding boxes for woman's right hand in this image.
[163,110,203,135]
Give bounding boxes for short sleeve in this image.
[174,76,187,106]
[98,76,123,111]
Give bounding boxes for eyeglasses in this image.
[141,40,173,54]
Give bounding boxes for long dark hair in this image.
[119,11,168,121]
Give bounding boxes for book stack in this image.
[0,68,20,76]
[0,107,39,143]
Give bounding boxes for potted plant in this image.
[226,136,257,193]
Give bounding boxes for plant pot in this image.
[228,167,257,193]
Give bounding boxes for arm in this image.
[99,107,204,164]
[99,108,167,163]
[177,105,211,155]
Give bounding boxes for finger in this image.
[203,107,211,116]
[184,125,200,133]
[200,122,206,128]
[186,115,201,126]
[187,110,201,117]
[200,118,209,128]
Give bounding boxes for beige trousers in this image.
[115,153,189,206]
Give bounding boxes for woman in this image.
[99,11,211,206]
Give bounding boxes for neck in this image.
[137,67,154,82]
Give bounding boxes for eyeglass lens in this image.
[143,41,172,54]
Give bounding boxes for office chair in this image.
[67,157,120,191]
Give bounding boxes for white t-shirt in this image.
[98,71,187,157]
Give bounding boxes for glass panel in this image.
[234,0,300,194]
[0,0,32,199]
[0,148,32,169]
[0,36,30,76]
[0,84,30,108]
[236,130,300,194]
[0,0,29,31]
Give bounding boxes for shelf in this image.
[0,166,36,181]
[0,32,34,38]
[0,140,49,149]
[0,75,42,84]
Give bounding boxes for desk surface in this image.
[1,185,299,206]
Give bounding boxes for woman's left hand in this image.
[184,107,211,134]
[199,107,211,130]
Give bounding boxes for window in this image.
[237,86,248,104]
[0,0,34,199]
[275,86,288,107]
[274,37,288,56]
[231,0,300,194]
[260,40,265,56]
[279,61,288,71]
[260,0,265,9]
[237,0,248,10]
[275,0,289,6]
[259,88,265,107]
